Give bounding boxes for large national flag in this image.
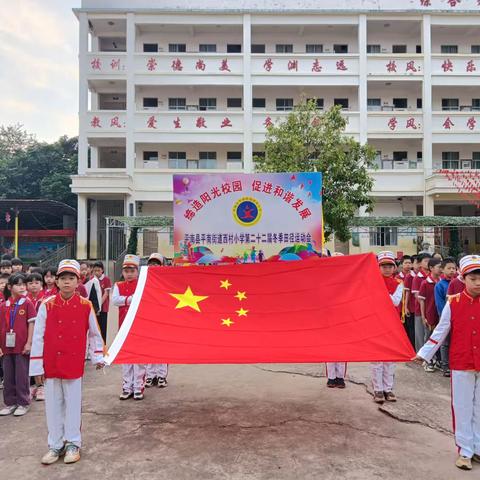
[106,253,414,365]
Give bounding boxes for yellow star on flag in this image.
[220,279,232,290]
[169,286,208,312]
[236,307,248,317]
[221,318,234,327]
[235,291,247,301]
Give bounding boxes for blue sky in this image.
[0,0,79,142]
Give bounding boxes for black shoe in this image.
[335,378,346,389]
[443,369,451,377]
[119,391,133,400]
[327,379,336,388]
[157,377,168,388]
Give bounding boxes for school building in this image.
[72,0,480,259]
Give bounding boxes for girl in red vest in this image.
[415,255,480,471]
[112,254,147,400]
[29,259,105,465]
[371,251,403,404]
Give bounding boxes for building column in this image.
[77,195,88,259]
[243,14,253,172]
[78,12,89,175]
[126,13,136,175]
[422,15,433,215]
[358,14,368,145]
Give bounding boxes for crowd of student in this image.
[0,250,478,471]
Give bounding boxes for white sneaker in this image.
[157,377,168,388]
[41,446,65,465]
[13,405,30,416]
[0,405,17,416]
[64,443,81,464]
[35,385,45,401]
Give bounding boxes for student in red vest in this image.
[397,255,415,347]
[417,257,442,372]
[43,267,59,297]
[0,273,36,417]
[112,254,146,400]
[414,254,480,471]
[371,251,403,404]
[144,253,169,389]
[411,253,432,351]
[448,256,466,296]
[92,261,112,344]
[29,259,105,465]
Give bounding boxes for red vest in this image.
[449,291,480,371]
[116,279,138,327]
[43,293,94,379]
[383,275,402,313]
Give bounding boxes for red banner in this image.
[106,253,414,364]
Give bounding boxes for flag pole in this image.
[14,208,19,257]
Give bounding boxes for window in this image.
[227,98,242,108]
[227,44,242,53]
[393,151,408,162]
[472,45,480,54]
[276,44,293,53]
[417,98,422,109]
[199,152,217,169]
[143,43,158,53]
[472,99,480,111]
[227,152,242,168]
[251,44,265,54]
[333,44,348,54]
[369,227,398,246]
[169,43,186,53]
[276,98,294,111]
[441,45,458,54]
[416,45,422,54]
[442,98,459,111]
[392,45,407,54]
[168,152,187,169]
[473,152,480,169]
[417,151,423,161]
[367,44,381,54]
[306,44,323,53]
[442,151,460,170]
[307,98,324,109]
[199,44,217,52]
[252,98,266,108]
[168,98,186,110]
[367,98,381,111]
[334,98,349,109]
[143,97,158,108]
[143,151,158,161]
[199,98,217,111]
[393,98,408,109]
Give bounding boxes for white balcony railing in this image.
[432,55,480,76]
[432,112,479,133]
[367,112,423,134]
[134,53,243,76]
[86,53,127,75]
[367,54,423,77]
[134,111,244,132]
[86,111,127,133]
[252,111,359,134]
[251,54,359,76]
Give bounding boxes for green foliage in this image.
[127,227,139,254]
[0,125,77,208]
[255,101,377,242]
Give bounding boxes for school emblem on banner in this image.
[233,197,262,227]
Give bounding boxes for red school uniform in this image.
[418,275,440,326]
[114,279,138,327]
[43,285,59,297]
[0,296,37,355]
[411,270,428,315]
[98,275,112,312]
[403,271,416,313]
[447,276,465,296]
[28,291,45,312]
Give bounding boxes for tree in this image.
[0,126,78,207]
[255,101,376,242]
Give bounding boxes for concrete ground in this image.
[0,360,472,480]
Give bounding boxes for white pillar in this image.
[77,195,88,259]
[422,15,433,214]
[78,12,89,175]
[91,146,98,169]
[243,14,253,172]
[358,14,368,145]
[126,13,136,175]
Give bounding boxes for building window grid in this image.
[369,227,398,247]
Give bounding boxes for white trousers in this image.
[326,362,346,380]
[146,364,168,379]
[370,362,396,393]
[122,364,146,394]
[45,378,82,450]
[452,370,480,458]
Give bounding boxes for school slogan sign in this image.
[173,172,323,264]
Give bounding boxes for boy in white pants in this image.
[414,255,480,471]
[325,363,346,388]
[29,260,105,465]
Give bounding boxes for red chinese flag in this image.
[107,253,414,364]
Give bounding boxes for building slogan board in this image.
[173,172,322,264]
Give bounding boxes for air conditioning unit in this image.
[461,160,472,169]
